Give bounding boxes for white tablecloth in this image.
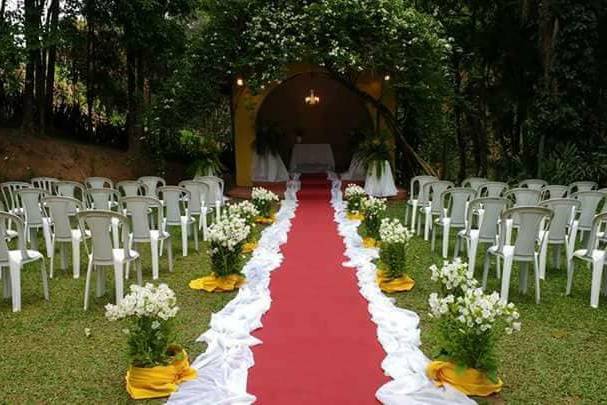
[289,144,335,172]
[252,152,289,182]
[341,155,367,181]
[365,160,398,197]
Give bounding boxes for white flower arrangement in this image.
[251,187,279,218]
[344,184,366,213]
[105,283,180,367]
[379,217,413,245]
[105,283,179,322]
[208,215,251,253]
[429,259,478,294]
[428,288,521,335]
[361,196,387,240]
[227,200,259,226]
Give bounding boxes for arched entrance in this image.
[233,64,395,186]
[256,72,374,173]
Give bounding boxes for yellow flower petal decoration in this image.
[189,274,246,292]
[426,361,503,397]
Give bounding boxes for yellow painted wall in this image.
[233,64,395,186]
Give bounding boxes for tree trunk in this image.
[453,60,467,182]
[35,0,46,130]
[126,48,145,154]
[45,0,59,125]
[22,0,38,132]
[0,0,6,18]
[86,0,95,138]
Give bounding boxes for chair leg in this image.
[431,226,436,253]
[49,239,56,279]
[2,267,11,299]
[482,251,491,289]
[519,263,529,294]
[181,222,188,257]
[193,222,199,252]
[84,258,93,310]
[441,224,450,259]
[566,259,575,296]
[590,256,605,308]
[9,261,21,312]
[29,228,38,251]
[454,236,460,259]
[113,262,124,305]
[40,259,49,301]
[95,266,106,298]
[167,237,174,273]
[468,239,479,275]
[500,255,514,303]
[111,219,120,248]
[72,238,81,279]
[423,210,431,241]
[151,239,159,280]
[533,255,541,304]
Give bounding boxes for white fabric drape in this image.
[167,192,298,405]
[289,144,335,172]
[330,179,474,405]
[341,155,367,181]
[252,152,289,182]
[364,161,398,197]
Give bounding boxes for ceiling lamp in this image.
[305,89,320,106]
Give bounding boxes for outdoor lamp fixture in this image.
[236,77,244,86]
[384,74,391,81]
[305,89,320,106]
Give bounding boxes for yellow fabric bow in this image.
[426,361,503,397]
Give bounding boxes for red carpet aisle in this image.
[248,175,388,404]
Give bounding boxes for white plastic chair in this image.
[404,175,437,233]
[31,177,59,194]
[77,210,141,310]
[504,188,541,227]
[1,181,31,217]
[431,187,476,258]
[572,191,605,241]
[138,176,167,197]
[56,181,87,213]
[568,181,598,195]
[540,185,568,200]
[455,197,509,273]
[194,176,224,222]
[518,179,547,190]
[420,180,454,240]
[117,180,147,198]
[482,206,552,304]
[0,212,48,312]
[0,201,17,241]
[179,180,210,239]
[461,177,488,193]
[478,181,509,198]
[121,196,173,280]
[539,198,580,279]
[85,177,114,189]
[15,188,52,253]
[567,212,607,308]
[43,196,90,279]
[158,186,198,256]
[86,188,122,246]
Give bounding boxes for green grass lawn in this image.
[0,231,236,404]
[383,203,607,404]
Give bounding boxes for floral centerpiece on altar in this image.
[344,184,366,220]
[360,196,386,248]
[189,215,251,292]
[227,200,260,253]
[251,187,279,224]
[105,283,196,400]
[426,261,521,397]
[376,218,415,292]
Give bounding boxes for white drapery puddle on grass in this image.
[329,173,474,405]
[168,182,299,405]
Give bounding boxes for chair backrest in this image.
[568,181,598,195]
[497,206,553,258]
[540,198,581,242]
[461,177,488,192]
[178,181,209,215]
[518,179,547,190]
[194,177,222,206]
[116,180,147,198]
[194,175,224,196]
[43,196,83,240]
[31,177,59,194]
[16,188,48,226]
[120,196,163,242]
[409,175,437,205]
[1,181,31,212]
[573,191,605,229]
[441,188,476,227]
[56,181,86,201]
[77,210,130,263]
[158,186,190,224]
[86,188,120,210]
[478,182,508,198]
[138,176,166,196]
[467,197,510,241]
[424,181,454,214]
[505,188,541,207]
[0,212,28,263]
[584,212,607,254]
[85,177,114,189]
[540,185,568,200]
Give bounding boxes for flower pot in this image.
[347,212,364,221]
[376,269,415,292]
[426,361,503,397]
[125,348,197,399]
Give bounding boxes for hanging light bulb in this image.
[305,89,320,106]
[236,77,244,86]
[384,74,391,81]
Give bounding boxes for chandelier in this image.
[305,89,320,106]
